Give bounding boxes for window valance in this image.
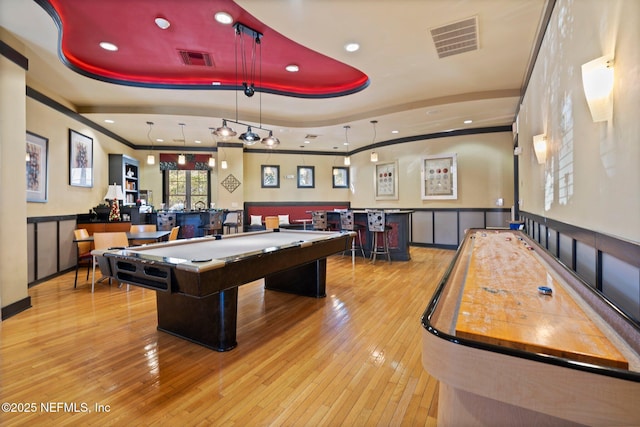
[159,153,213,170]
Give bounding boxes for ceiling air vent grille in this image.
[304,134,319,139]
[430,17,478,59]
[178,50,213,67]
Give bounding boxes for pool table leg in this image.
[264,259,327,298]
[155,288,239,351]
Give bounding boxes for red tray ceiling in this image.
[37,0,369,98]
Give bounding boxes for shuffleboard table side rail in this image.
[421,229,640,383]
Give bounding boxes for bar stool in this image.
[340,211,365,259]
[223,211,240,234]
[311,211,328,230]
[367,210,391,263]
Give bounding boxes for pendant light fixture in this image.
[261,130,280,147]
[239,126,260,144]
[370,120,379,162]
[178,123,186,165]
[208,127,216,168]
[343,125,351,166]
[213,119,236,139]
[146,121,155,165]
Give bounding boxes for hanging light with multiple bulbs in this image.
[212,21,280,148]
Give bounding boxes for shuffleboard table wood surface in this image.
[455,231,628,369]
[421,229,640,426]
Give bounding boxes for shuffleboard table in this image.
[93,229,353,351]
[421,229,640,426]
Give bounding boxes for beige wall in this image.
[25,98,141,218]
[349,132,514,209]
[1,43,29,308]
[517,0,639,243]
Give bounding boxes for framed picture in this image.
[26,132,49,203]
[421,153,457,200]
[297,166,315,188]
[332,167,349,188]
[69,129,93,187]
[261,164,280,188]
[374,161,398,200]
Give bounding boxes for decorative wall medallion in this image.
[221,174,241,193]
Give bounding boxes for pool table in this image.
[94,229,354,351]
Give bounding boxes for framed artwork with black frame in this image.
[332,167,349,188]
[421,153,457,200]
[374,160,398,200]
[261,164,280,188]
[297,166,315,188]
[26,131,49,203]
[69,129,93,187]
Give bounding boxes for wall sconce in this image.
[532,134,547,164]
[581,55,614,122]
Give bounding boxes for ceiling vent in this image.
[304,134,319,139]
[178,50,213,67]
[430,17,478,59]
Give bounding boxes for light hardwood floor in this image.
[0,247,454,426]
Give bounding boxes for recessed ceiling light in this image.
[304,140,310,144]
[285,64,299,72]
[464,119,473,124]
[154,17,170,29]
[104,119,114,124]
[195,140,202,144]
[99,41,118,52]
[156,138,164,142]
[214,11,233,25]
[211,81,221,86]
[391,130,399,134]
[344,42,360,52]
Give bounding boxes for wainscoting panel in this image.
[59,220,76,271]
[27,222,35,283]
[575,240,597,288]
[412,211,434,245]
[36,221,58,280]
[433,211,458,246]
[521,211,640,326]
[458,211,485,243]
[602,254,640,320]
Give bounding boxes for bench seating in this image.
[244,202,350,231]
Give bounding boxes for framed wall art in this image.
[332,167,349,188]
[261,164,280,188]
[374,161,398,200]
[69,129,93,187]
[26,131,49,203]
[297,166,315,188]
[421,153,457,200]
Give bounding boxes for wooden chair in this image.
[264,216,279,230]
[129,224,157,245]
[168,226,180,241]
[73,228,92,288]
[92,232,129,292]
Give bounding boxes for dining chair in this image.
[168,226,180,241]
[129,223,157,245]
[92,232,129,292]
[73,228,92,288]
